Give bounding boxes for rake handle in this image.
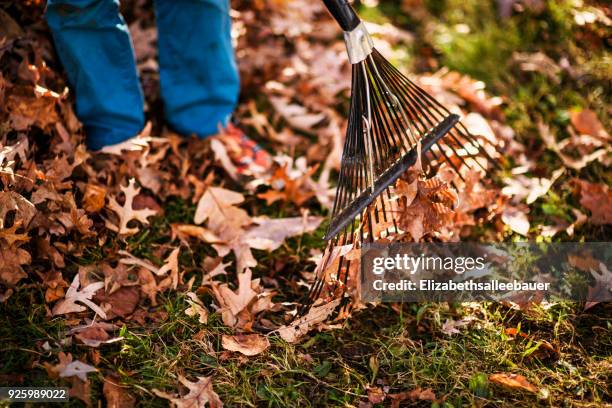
[322,0,361,31]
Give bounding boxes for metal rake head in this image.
[297,0,497,315]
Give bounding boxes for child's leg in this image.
[46,0,145,150]
[154,0,239,138]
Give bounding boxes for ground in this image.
[0,0,610,407]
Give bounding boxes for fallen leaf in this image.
[52,274,107,319]
[277,299,340,343]
[185,292,209,324]
[538,121,608,170]
[104,376,136,408]
[573,179,612,225]
[107,178,157,235]
[242,215,322,251]
[83,184,107,213]
[502,205,530,236]
[210,268,274,329]
[502,168,564,204]
[153,376,223,408]
[222,334,270,356]
[70,321,123,348]
[51,353,98,382]
[489,373,538,393]
[388,387,437,408]
[95,286,140,319]
[0,244,30,285]
[194,186,248,226]
[585,263,612,310]
[367,386,385,404]
[441,318,470,336]
[570,108,609,140]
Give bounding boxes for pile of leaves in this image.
[0,0,610,406]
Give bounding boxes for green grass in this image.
[2,291,610,406]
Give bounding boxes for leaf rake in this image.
[299,0,495,315]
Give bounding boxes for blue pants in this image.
[46,0,239,150]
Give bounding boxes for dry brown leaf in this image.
[194,186,248,226]
[277,299,340,343]
[83,184,107,213]
[0,223,29,246]
[538,121,608,170]
[185,292,209,324]
[388,387,437,405]
[502,168,564,204]
[269,96,325,132]
[70,321,123,347]
[95,286,140,319]
[0,245,30,285]
[585,263,612,310]
[570,108,609,140]
[501,205,530,236]
[46,352,98,382]
[257,161,317,206]
[242,215,322,251]
[107,178,157,235]
[489,373,538,393]
[157,247,182,291]
[52,274,107,319]
[0,191,36,229]
[211,268,274,330]
[221,333,270,356]
[153,376,223,408]
[104,376,136,408]
[573,179,612,225]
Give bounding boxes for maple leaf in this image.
[107,178,157,235]
[153,376,223,408]
[52,274,107,319]
[222,334,270,356]
[276,298,340,343]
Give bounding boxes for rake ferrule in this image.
[343,22,374,64]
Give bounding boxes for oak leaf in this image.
[52,274,107,319]
[107,178,157,235]
[276,298,340,343]
[222,334,270,356]
[185,292,209,324]
[573,179,612,225]
[153,376,223,408]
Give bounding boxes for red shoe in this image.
[216,124,272,176]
